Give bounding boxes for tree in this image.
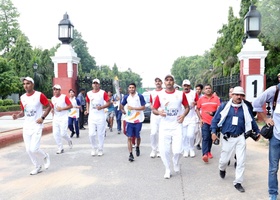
[5,33,33,78]
[0,0,20,53]
[258,0,280,87]
[71,30,97,73]
[0,57,20,99]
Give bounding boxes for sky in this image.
[12,0,241,87]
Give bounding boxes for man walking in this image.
[196,84,220,163]
[120,83,146,162]
[77,88,86,129]
[253,81,280,200]
[12,77,51,175]
[149,77,163,158]
[51,84,73,154]
[211,86,260,193]
[152,75,189,179]
[84,78,110,156]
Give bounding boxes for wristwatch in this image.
[41,116,45,120]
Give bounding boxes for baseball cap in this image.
[21,77,34,84]
[92,78,100,84]
[155,77,162,82]
[232,86,245,95]
[277,73,280,77]
[164,74,174,80]
[53,84,61,90]
[182,79,191,85]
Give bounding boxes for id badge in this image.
[232,116,238,125]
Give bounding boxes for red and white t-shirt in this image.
[86,89,109,123]
[153,90,188,129]
[183,90,199,125]
[20,91,49,131]
[51,94,72,120]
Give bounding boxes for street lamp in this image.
[58,13,74,44]
[244,4,261,38]
[33,63,38,89]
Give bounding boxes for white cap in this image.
[21,77,34,84]
[164,74,174,80]
[182,79,191,85]
[92,78,100,84]
[53,84,61,90]
[155,77,162,82]
[232,86,245,95]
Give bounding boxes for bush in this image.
[3,99,14,106]
[0,99,3,106]
[0,105,21,112]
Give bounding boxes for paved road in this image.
[0,122,271,200]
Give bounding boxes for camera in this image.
[213,132,221,145]
[245,130,260,141]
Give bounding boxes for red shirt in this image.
[196,95,220,125]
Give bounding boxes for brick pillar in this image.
[51,44,80,95]
[237,38,268,103]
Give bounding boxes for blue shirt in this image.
[211,103,259,135]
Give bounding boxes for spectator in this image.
[68,89,81,138]
[77,88,86,129]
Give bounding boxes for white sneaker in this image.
[98,150,103,156]
[68,140,73,149]
[150,150,156,158]
[164,170,171,179]
[190,150,195,158]
[44,153,50,169]
[56,149,64,154]
[183,151,189,158]
[91,149,97,156]
[30,166,42,175]
[156,152,161,158]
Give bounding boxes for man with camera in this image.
[211,86,260,193]
[253,79,280,200]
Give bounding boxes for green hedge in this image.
[0,105,21,112]
[0,99,14,106]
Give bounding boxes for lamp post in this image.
[33,63,38,90]
[58,13,74,44]
[244,4,261,39]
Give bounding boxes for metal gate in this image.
[212,74,240,102]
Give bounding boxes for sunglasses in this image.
[92,82,99,84]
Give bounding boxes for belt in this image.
[224,133,244,138]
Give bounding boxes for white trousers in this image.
[219,134,246,185]
[53,119,71,150]
[182,123,196,152]
[88,122,106,150]
[194,122,202,146]
[150,114,161,151]
[159,125,183,171]
[23,127,46,168]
